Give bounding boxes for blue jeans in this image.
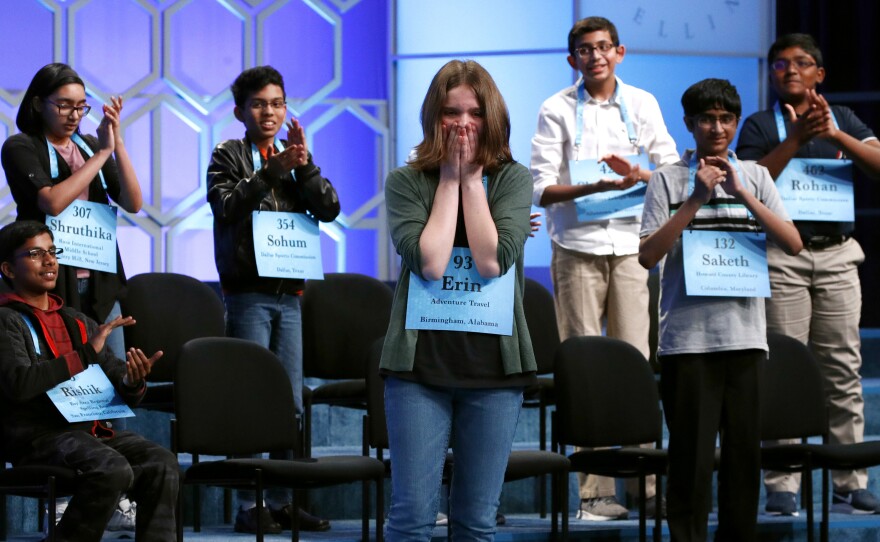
[384,377,523,542]
[225,292,303,505]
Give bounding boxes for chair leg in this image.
[362,478,369,542]
[176,482,184,542]
[804,466,814,542]
[376,475,384,542]
[653,472,663,542]
[291,487,301,542]
[539,401,547,518]
[47,476,56,542]
[256,470,266,542]
[561,470,569,541]
[821,468,829,542]
[194,484,202,532]
[638,472,647,542]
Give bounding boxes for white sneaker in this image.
[435,512,449,526]
[106,497,137,531]
[42,497,69,532]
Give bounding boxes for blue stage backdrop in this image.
[0,0,773,283]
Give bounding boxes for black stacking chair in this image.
[120,272,225,413]
[521,277,561,517]
[173,337,385,542]
[761,332,880,542]
[302,273,393,455]
[554,336,667,542]
[363,338,569,540]
[0,461,77,541]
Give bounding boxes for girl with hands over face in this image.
[381,60,536,541]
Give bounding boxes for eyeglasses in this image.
[15,247,64,261]
[249,99,287,111]
[770,58,817,72]
[691,113,738,128]
[574,42,617,59]
[45,100,91,117]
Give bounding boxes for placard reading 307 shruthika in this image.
[252,211,324,279]
[46,200,117,273]
[406,247,514,336]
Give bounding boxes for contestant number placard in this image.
[776,158,853,222]
[46,365,135,423]
[252,211,324,280]
[572,153,652,221]
[46,200,117,273]
[406,247,514,336]
[682,230,770,298]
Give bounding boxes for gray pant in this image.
[20,430,179,542]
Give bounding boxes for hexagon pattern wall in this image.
[0,0,390,281]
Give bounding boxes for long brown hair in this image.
[408,60,512,173]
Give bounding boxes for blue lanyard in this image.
[46,133,107,190]
[575,79,638,151]
[250,139,288,173]
[21,315,42,356]
[773,101,839,141]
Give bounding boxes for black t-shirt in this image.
[400,195,533,389]
[736,104,877,240]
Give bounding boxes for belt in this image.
[804,235,850,249]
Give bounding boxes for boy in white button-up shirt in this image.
[530,15,678,521]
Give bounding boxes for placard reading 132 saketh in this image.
[406,247,514,336]
[682,230,770,298]
[252,211,324,280]
[46,200,117,273]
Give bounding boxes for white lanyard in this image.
[574,80,638,152]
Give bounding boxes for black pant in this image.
[660,350,763,542]
[20,430,179,542]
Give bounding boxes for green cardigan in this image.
[380,161,537,376]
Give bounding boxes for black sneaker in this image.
[269,504,331,532]
[832,489,880,514]
[234,505,282,534]
[642,495,667,519]
[765,491,799,516]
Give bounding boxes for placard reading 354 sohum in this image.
[682,230,770,298]
[252,211,324,280]
[46,200,117,273]
[406,247,514,336]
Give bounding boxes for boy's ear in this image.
[233,106,244,123]
[816,66,826,85]
[1,261,14,282]
[566,55,578,71]
[684,116,695,134]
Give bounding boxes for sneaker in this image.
[234,505,283,534]
[268,504,330,532]
[642,495,667,519]
[106,497,137,531]
[765,491,799,516]
[576,496,629,521]
[832,489,880,514]
[42,498,69,533]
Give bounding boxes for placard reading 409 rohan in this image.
[46,200,117,273]
[252,211,324,280]
[682,230,770,298]
[406,247,514,336]
[776,158,854,222]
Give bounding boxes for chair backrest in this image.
[302,273,394,380]
[523,277,560,376]
[760,332,828,441]
[554,336,662,448]
[364,337,389,451]
[120,272,225,382]
[174,337,298,456]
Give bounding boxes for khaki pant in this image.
[551,243,655,500]
[764,238,866,493]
